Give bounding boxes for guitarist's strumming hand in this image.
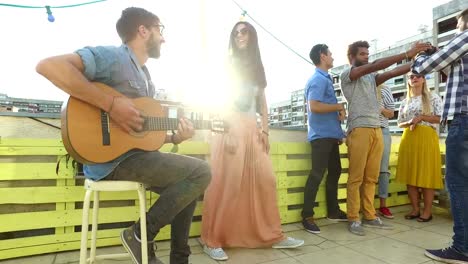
[172,118,195,144]
[108,96,144,133]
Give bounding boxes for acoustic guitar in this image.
[61,82,226,164]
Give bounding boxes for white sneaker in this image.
[272,237,304,249]
[203,245,228,261]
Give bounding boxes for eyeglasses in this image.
[151,23,165,35]
[408,74,423,80]
[234,27,249,36]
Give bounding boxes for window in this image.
[438,17,458,35]
[332,76,340,84]
[394,78,404,85]
[439,71,448,83]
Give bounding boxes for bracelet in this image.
[107,96,116,113]
[262,130,269,136]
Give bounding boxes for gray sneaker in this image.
[348,221,365,236]
[362,217,393,230]
[120,226,164,264]
[203,245,228,260]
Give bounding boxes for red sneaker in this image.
[379,207,394,219]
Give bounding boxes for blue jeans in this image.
[446,114,468,255]
[378,127,391,199]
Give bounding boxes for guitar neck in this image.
[143,117,211,131]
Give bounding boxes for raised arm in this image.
[375,63,411,86]
[412,31,468,74]
[350,42,431,81]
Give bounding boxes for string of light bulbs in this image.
[0,0,107,22]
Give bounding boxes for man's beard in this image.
[147,36,160,59]
[354,59,366,67]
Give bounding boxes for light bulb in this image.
[48,13,55,22]
[45,5,54,23]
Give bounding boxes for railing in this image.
[0,138,446,260]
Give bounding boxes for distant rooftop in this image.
[0,93,63,104]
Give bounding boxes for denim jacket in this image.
[76,45,155,180]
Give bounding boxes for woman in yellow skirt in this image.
[396,73,443,222]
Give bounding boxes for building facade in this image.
[269,90,308,129]
[0,93,62,118]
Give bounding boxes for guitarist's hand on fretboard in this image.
[108,96,144,133]
[173,118,195,143]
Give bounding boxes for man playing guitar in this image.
[36,7,211,264]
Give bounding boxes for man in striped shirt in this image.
[412,8,468,263]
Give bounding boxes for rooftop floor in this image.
[0,205,452,264]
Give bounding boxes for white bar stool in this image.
[79,179,148,264]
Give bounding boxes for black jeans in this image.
[106,151,211,264]
[302,138,342,219]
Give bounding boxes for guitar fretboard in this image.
[142,117,212,131]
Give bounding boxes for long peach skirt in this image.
[200,113,285,248]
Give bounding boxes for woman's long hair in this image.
[404,76,432,115]
[228,21,267,89]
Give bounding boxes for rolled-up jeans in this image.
[445,114,468,256]
[106,151,212,264]
[378,127,392,199]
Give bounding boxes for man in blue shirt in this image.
[412,8,468,263]
[36,7,211,264]
[302,44,347,234]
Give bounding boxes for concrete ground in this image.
[0,205,453,264]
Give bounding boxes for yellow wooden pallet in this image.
[0,139,445,260]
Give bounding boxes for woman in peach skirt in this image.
[200,21,304,261]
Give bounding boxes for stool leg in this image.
[89,191,100,263]
[79,190,92,264]
[137,185,148,264]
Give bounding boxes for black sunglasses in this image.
[408,74,424,79]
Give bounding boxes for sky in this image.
[0,0,453,108]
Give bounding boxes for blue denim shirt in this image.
[75,45,155,180]
[305,68,345,141]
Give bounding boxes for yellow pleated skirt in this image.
[396,125,443,189]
